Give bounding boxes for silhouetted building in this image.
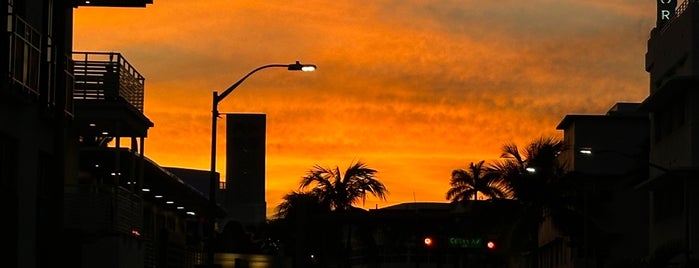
[73,148,223,268]
[362,201,521,268]
[69,51,225,268]
[544,2,699,266]
[2,1,228,267]
[224,113,267,227]
[288,201,523,268]
[554,102,650,267]
[70,49,153,267]
[2,1,79,267]
[639,0,699,265]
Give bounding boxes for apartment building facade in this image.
[2,1,79,267]
[3,1,224,268]
[542,1,699,267]
[553,103,650,267]
[640,0,699,265]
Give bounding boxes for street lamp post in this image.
[206,61,316,266]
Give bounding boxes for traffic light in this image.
[424,236,434,247]
[486,240,496,250]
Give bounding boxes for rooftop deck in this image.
[73,51,145,112]
[73,52,153,138]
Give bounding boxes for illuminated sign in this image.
[657,0,677,27]
[448,237,483,248]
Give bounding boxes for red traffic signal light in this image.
[486,241,496,250]
[424,237,434,247]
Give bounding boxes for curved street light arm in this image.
[215,64,290,104]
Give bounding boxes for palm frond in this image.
[298,161,388,211]
[447,160,512,202]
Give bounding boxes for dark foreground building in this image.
[1,1,79,266]
[551,102,650,267]
[280,200,522,268]
[535,1,699,267]
[639,0,699,266]
[2,1,225,267]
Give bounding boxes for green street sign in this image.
[448,237,483,248]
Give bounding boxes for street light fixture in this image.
[578,147,593,155]
[288,61,317,72]
[575,146,692,267]
[206,61,316,265]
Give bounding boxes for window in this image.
[8,14,41,96]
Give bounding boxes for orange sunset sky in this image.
[73,1,658,216]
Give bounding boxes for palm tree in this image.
[292,161,388,267]
[446,160,511,202]
[275,191,330,219]
[491,136,569,206]
[274,191,331,267]
[299,161,388,211]
[489,136,584,261]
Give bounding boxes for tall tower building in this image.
[225,113,267,227]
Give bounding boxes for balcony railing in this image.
[65,54,75,117]
[64,184,143,236]
[7,13,41,96]
[73,52,145,112]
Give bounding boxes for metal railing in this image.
[64,54,75,117]
[64,184,143,236]
[72,52,146,112]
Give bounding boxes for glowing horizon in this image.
[73,0,657,217]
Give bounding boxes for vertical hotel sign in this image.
[657,0,677,27]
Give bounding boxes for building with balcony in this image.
[2,1,80,267]
[539,1,699,267]
[637,0,699,266]
[2,1,227,268]
[67,51,224,268]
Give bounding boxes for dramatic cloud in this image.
[74,0,657,215]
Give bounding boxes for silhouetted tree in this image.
[288,161,389,267]
[272,191,332,267]
[275,191,331,219]
[489,136,581,255]
[446,160,511,202]
[492,136,570,205]
[299,161,388,211]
